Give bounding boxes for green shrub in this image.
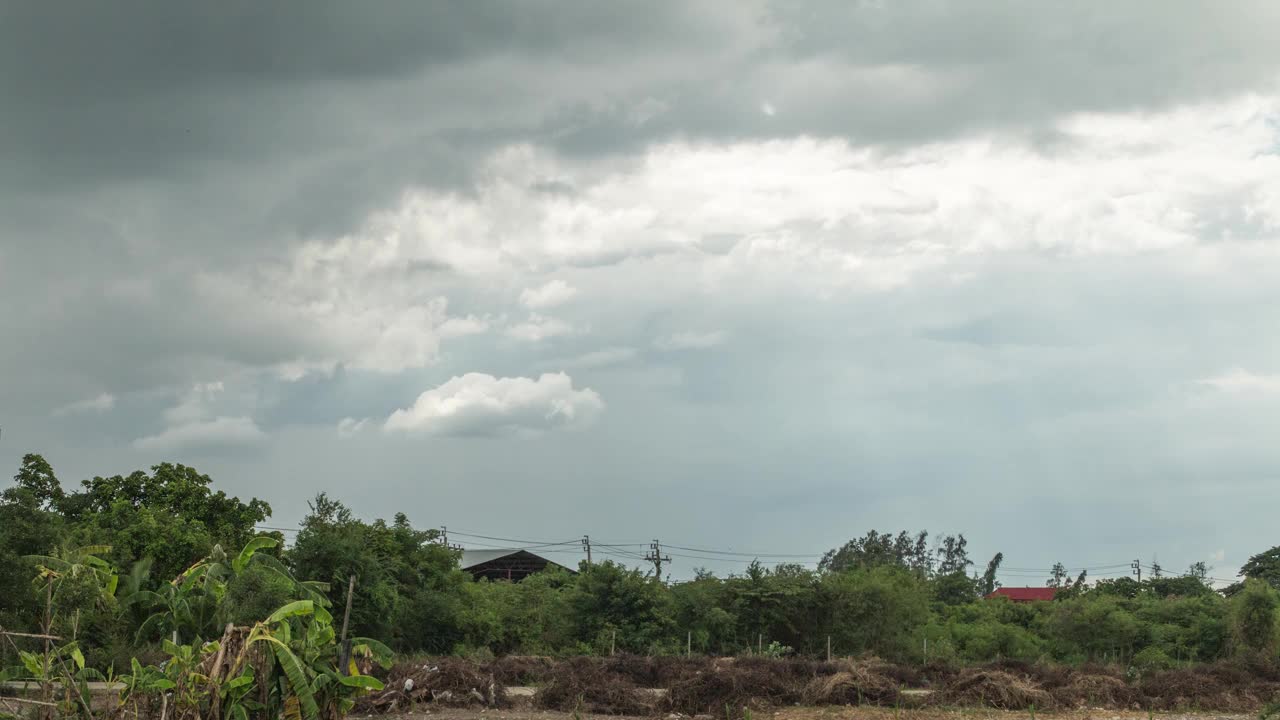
[1131,646,1175,674]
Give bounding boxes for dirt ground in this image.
[369,708,1254,720]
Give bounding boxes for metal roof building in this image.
[985,587,1058,603]
[459,549,577,582]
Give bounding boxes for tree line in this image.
[2,453,1279,675]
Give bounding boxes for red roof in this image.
[986,587,1058,602]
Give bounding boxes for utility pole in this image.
[646,539,671,583]
[582,535,592,566]
[440,526,449,546]
[1131,558,1142,584]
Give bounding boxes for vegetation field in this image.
[5,453,1280,719]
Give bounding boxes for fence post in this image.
[610,628,616,656]
[827,635,832,662]
[687,631,692,657]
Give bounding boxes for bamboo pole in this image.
[338,575,356,675]
[0,630,62,640]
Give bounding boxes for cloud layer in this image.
[4,3,1280,579]
[384,373,604,436]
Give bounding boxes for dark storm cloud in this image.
[8,2,1278,199]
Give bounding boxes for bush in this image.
[220,563,297,626]
[1230,579,1279,657]
[1131,646,1175,674]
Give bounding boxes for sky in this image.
[3,1,1280,583]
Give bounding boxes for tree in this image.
[60,463,271,583]
[10,454,64,510]
[979,552,1003,596]
[0,457,64,629]
[821,566,929,661]
[1186,561,1210,583]
[821,530,942,578]
[932,571,979,606]
[570,560,674,653]
[289,495,464,652]
[1229,578,1278,657]
[1048,562,1068,588]
[1236,546,1280,591]
[936,535,972,575]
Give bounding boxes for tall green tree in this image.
[1229,578,1279,657]
[979,552,1003,596]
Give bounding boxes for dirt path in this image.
[371,709,1254,720]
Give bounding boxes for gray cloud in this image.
[3,2,1280,579]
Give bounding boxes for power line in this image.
[663,544,822,559]
[259,523,1232,583]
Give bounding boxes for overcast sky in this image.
[3,1,1280,583]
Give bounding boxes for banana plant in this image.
[19,543,117,719]
[124,559,222,644]
[126,598,389,720]
[11,639,103,718]
[125,536,328,646]
[24,542,119,603]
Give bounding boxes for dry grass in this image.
[358,655,1280,717]
[533,656,654,716]
[933,669,1054,710]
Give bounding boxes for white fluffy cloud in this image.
[165,382,226,425]
[439,314,491,338]
[53,392,115,416]
[283,93,1279,307]
[520,279,579,309]
[384,372,604,436]
[1198,368,1280,394]
[132,416,265,452]
[505,314,577,342]
[132,380,265,452]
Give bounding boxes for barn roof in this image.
[987,586,1058,602]
[459,549,522,568]
[459,548,574,573]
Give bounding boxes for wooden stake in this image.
[757,633,762,655]
[610,628,616,656]
[338,574,356,675]
[827,635,832,662]
[687,631,692,657]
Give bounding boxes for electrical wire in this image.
[260,524,1234,583]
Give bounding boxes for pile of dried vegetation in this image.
[664,655,821,717]
[489,654,558,685]
[1137,664,1280,712]
[802,659,902,706]
[533,655,655,715]
[354,657,504,714]
[934,668,1055,710]
[352,653,1280,716]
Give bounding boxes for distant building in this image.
[459,549,576,582]
[986,587,1058,603]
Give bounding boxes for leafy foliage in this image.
[0,451,1261,702]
